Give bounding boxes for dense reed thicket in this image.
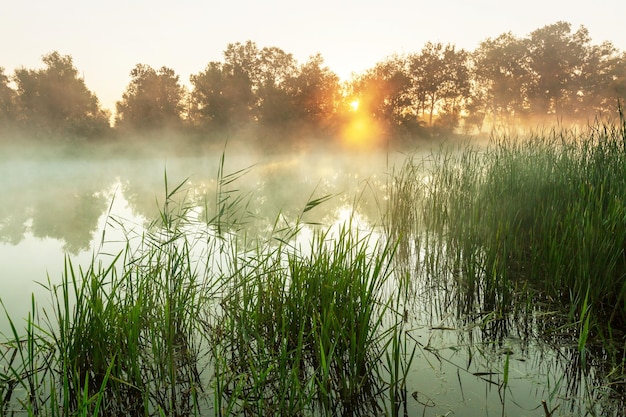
[390,117,626,353]
[0,163,411,416]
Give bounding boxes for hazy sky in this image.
[2,0,625,114]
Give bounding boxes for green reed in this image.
[1,151,410,416]
[210,219,400,416]
[1,181,216,415]
[389,119,626,349]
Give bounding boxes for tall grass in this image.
[208,215,403,416]
[388,118,626,394]
[0,154,410,416]
[1,172,217,416]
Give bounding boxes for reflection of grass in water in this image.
[0,155,411,416]
[1,173,217,415]
[389,118,626,411]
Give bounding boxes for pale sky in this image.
[2,0,625,114]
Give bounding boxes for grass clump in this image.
[0,158,410,416]
[1,176,215,416]
[390,119,626,350]
[210,221,399,416]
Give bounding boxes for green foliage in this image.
[391,119,626,337]
[115,64,185,132]
[409,42,470,128]
[211,223,397,416]
[0,159,409,416]
[12,51,110,139]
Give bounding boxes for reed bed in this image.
[0,159,410,416]
[209,223,403,416]
[6,118,626,415]
[0,175,218,416]
[388,118,626,402]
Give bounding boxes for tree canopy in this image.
[10,52,110,139]
[115,64,185,132]
[1,21,625,145]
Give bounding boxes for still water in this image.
[0,143,622,416]
[0,147,388,319]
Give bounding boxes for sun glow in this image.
[340,94,383,149]
[341,114,382,149]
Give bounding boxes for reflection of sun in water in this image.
[350,99,360,112]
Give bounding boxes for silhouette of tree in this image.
[13,51,110,139]
[408,43,470,128]
[574,41,623,118]
[609,53,626,109]
[3,21,624,140]
[0,67,16,133]
[252,46,298,129]
[285,53,341,132]
[190,41,304,137]
[353,58,412,133]
[189,61,254,132]
[526,22,592,119]
[472,32,532,127]
[191,42,344,141]
[116,64,185,131]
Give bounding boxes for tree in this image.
[526,22,591,119]
[221,41,297,92]
[0,67,16,130]
[472,32,532,127]
[353,57,412,131]
[573,41,622,118]
[409,43,470,128]
[13,51,110,138]
[116,64,185,131]
[190,41,303,135]
[608,53,626,110]
[472,22,621,127]
[250,45,298,127]
[285,54,341,131]
[189,61,255,131]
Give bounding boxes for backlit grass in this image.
[0,157,409,416]
[388,117,626,398]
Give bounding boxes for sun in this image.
[349,99,360,112]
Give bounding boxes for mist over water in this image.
[1,131,624,416]
[0,137,403,320]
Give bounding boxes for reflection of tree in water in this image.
[0,189,31,245]
[29,189,107,254]
[0,150,391,253]
[118,178,167,223]
[250,152,388,227]
[0,213,29,245]
[0,156,111,254]
[112,152,389,240]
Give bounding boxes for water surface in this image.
[0,143,621,415]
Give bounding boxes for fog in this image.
[0,139,405,349]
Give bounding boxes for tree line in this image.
[1,21,625,145]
